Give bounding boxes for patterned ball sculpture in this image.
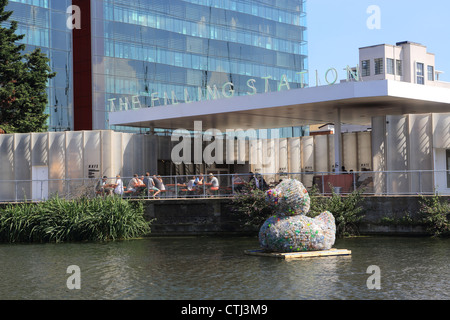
[259,179,336,252]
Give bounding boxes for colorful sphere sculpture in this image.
[259,179,336,252]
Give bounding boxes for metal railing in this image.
[0,170,448,202]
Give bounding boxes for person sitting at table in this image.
[207,173,219,195]
[137,175,147,194]
[193,175,203,194]
[194,174,203,186]
[143,172,152,188]
[232,174,244,192]
[187,176,196,191]
[144,174,161,198]
[113,175,124,195]
[96,176,114,196]
[127,174,141,194]
[153,175,165,192]
[156,175,166,191]
[210,173,219,187]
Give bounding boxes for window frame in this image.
[416,62,425,84]
[386,58,395,75]
[361,60,370,77]
[427,65,434,81]
[374,58,384,75]
[396,60,403,76]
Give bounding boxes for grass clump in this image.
[0,196,151,243]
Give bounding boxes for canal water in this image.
[0,236,448,300]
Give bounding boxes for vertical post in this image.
[334,107,342,174]
[203,178,206,198]
[321,173,325,194]
[175,176,178,199]
[232,175,235,195]
[418,171,422,194]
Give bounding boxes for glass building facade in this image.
[7,0,308,136]
[6,0,74,131]
[90,0,308,135]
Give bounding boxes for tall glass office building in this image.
[7,0,308,136]
[84,0,308,134]
[6,0,73,132]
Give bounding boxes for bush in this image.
[419,194,450,237]
[229,182,275,229]
[0,196,152,243]
[308,185,365,238]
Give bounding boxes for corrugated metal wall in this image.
[0,130,146,201]
[1,112,447,200]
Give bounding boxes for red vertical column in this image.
[72,0,92,131]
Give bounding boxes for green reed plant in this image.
[0,196,151,243]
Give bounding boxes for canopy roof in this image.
[109,80,450,131]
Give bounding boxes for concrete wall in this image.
[143,198,255,236]
[142,196,450,237]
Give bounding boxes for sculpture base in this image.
[244,248,351,260]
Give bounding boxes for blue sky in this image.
[306,0,450,82]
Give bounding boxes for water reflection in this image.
[0,236,448,300]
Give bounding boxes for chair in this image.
[210,186,219,196]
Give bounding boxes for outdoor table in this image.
[166,183,186,197]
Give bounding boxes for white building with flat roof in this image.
[355,42,450,194]
[359,41,449,88]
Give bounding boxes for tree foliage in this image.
[0,0,55,133]
[419,194,450,237]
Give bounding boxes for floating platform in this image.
[244,248,352,260]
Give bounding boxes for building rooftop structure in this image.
[358,41,450,88]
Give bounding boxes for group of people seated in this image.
[95,171,274,198]
[95,172,165,198]
[185,173,219,195]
